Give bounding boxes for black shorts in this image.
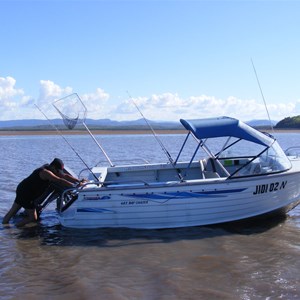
[14,184,36,210]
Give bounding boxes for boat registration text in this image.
[253,181,287,195]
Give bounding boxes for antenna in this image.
[251,58,274,133]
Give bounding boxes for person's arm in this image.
[61,172,81,184]
[39,169,75,187]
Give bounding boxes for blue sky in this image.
[1,0,300,122]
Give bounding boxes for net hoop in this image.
[53,93,87,130]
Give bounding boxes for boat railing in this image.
[58,187,81,212]
[94,158,151,167]
[58,183,105,212]
[285,146,300,158]
[85,180,151,188]
[83,179,182,189]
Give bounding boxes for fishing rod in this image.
[127,91,183,180]
[251,58,274,133]
[127,91,175,163]
[34,104,100,182]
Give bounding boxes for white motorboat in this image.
[41,94,300,229]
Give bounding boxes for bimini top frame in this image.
[175,116,278,179]
[180,116,274,147]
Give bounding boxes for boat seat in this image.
[202,158,221,178]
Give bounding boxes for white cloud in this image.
[112,93,289,122]
[0,75,299,122]
[37,80,73,107]
[0,76,31,119]
[0,76,23,100]
[36,84,112,120]
[81,88,110,119]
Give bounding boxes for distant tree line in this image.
[275,116,300,129]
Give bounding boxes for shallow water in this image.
[0,133,300,299]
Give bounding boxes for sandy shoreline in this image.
[0,128,299,136]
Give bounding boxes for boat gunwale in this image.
[77,168,293,193]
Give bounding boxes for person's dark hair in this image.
[50,158,64,170]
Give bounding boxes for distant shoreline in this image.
[0,128,299,136]
[0,129,187,136]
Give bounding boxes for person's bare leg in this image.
[2,202,21,224]
[16,209,37,227]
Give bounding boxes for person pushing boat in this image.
[2,158,84,227]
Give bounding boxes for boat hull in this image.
[58,171,300,229]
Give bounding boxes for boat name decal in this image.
[253,181,287,195]
[121,200,149,205]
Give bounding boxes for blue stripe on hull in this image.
[126,188,247,200]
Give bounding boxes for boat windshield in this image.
[217,139,292,177]
[176,132,292,178]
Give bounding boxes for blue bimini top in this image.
[180,116,274,147]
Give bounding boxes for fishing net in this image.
[53,93,114,167]
[53,93,87,130]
